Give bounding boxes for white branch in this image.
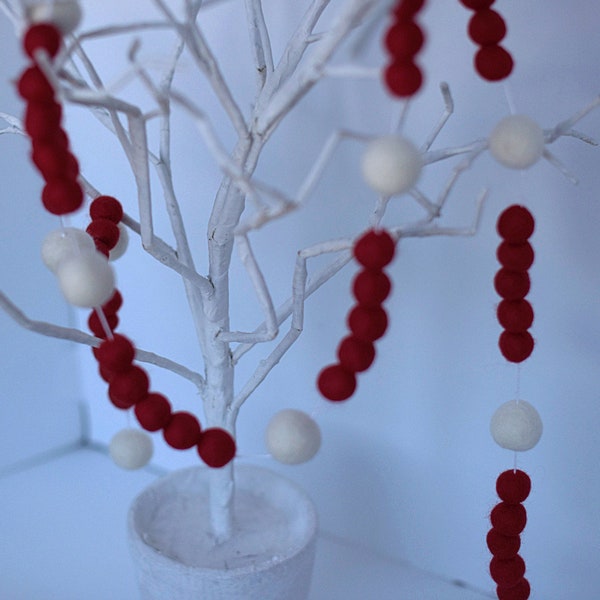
[244,0,274,89]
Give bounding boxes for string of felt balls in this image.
[17,19,236,471]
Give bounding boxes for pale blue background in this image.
[1,1,599,598]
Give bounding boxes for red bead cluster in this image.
[317,229,395,402]
[459,0,513,81]
[494,205,535,363]
[487,470,531,599]
[18,23,236,470]
[16,23,84,215]
[383,0,427,98]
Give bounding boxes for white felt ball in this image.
[109,429,153,470]
[361,136,422,196]
[109,223,129,261]
[56,251,115,307]
[41,227,95,273]
[26,0,83,34]
[266,409,321,465]
[489,115,545,169]
[490,399,543,452]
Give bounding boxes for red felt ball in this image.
[393,0,426,21]
[384,22,425,59]
[87,218,120,250]
[496,470,531,504]
[102,289,123,316]
[490,555,526,588]
[497,205,535,243]
[348,305,388,342]
[494,269,530,300]
[490,502,527,536]
[384,60,423,97]
[41,178,84,215]
[499,330,534,363]
[99,363,116,383]
[31,144,79,180]
[108,365,150,409]
[459,0,494,9]
[468,9,507,45]
[486,528,521,559]
[163,411,202,450]
[88,310,119,338]
[17,65,55,102]
[90,195,124,223]
[353,229,396,269]
[23,23,62,59]
[497,241,534,271]
[96,334,135,373]
[497,578,531,600]
[352,269,392,307]
[94,241,110,258]
[135,393,172,432]
[24,101,62,141]
[337,335,376,372]
[317,364,357,402]
[497,300,534,332]
[197,428,237,468]
[475,44,514,81]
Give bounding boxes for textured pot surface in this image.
[128,464,318,600]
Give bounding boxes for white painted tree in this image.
[0,0,597,548]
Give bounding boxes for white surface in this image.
[0,448,489,600]
[1,2,600,599]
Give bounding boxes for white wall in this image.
[1,1,599,597]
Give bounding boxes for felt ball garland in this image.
[317,229,395,402]
[459,0,513,81]
[17,17,236,470]
[383,0,427,98]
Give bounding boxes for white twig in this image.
[244,0,274,89]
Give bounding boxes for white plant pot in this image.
[127,463,318,600]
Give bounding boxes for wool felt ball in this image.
[337,335,376,372]
[497,205,535,243]
[24,101,62,141]
[109,224,129,261]
[490,502,527,536]
[23,23,62,59]
[41,227,95,273]
[497,300,534,332]
[459,0,494,9]
[384,60,424,98]
[497,241,534,271]
[41,178,84,215]
[496,470,531,504]
[265,409,321,465]
[497,577,531,600]
[56,251,115,307]
[498,330,534,363]
[163,411,202,450]
[361,135,422,196]
[135,393,172,432]
[26,0,83,35]
[392,0,425,22]
[32,144,79,180]
[352,269,392,306]
[102,289,123,316]
[86,218,120,250]
[489,115,545,169]
[95,334,135,373]
[490,399,543,451]
[474,44,513,81]
[197,428,237,468]
[87,310,118,339]
[109,428,153,470]
[90,195,124,223]
[353,229,396,269]
[490,554,526,587]
[468,9,507,45]
[108,365,150,409]
[494,269,530,300]
[98,363,115,384]
[384,22,425,59]
[348,305,388,342]
[317,364,357,401]
[486,528,521,560]
[17,65,55,102]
